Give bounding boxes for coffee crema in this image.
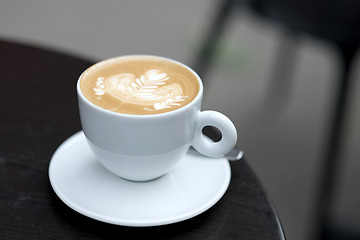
[80,56,200,115]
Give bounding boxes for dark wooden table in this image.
[0,39,285,240]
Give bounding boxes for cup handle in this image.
[192,110,237,157]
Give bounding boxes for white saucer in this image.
[49,131,231,227]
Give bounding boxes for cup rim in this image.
[76,55,203,119]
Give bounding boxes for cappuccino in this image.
[80,56,200,115]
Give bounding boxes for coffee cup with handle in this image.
[77,55,237,181]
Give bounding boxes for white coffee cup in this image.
[77,55,237,181]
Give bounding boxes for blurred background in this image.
[1,1,359,239]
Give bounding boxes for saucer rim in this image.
[49,131,231,227]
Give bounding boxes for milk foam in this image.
[93,69,188,111]
[80,56,199,115]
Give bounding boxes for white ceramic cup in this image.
[77,55,237,181]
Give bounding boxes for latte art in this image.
[80,56,199,115]
[93,69,188,111]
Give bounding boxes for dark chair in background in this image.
[193,0,360,239]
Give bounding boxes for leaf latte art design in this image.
[93,69,188,111]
